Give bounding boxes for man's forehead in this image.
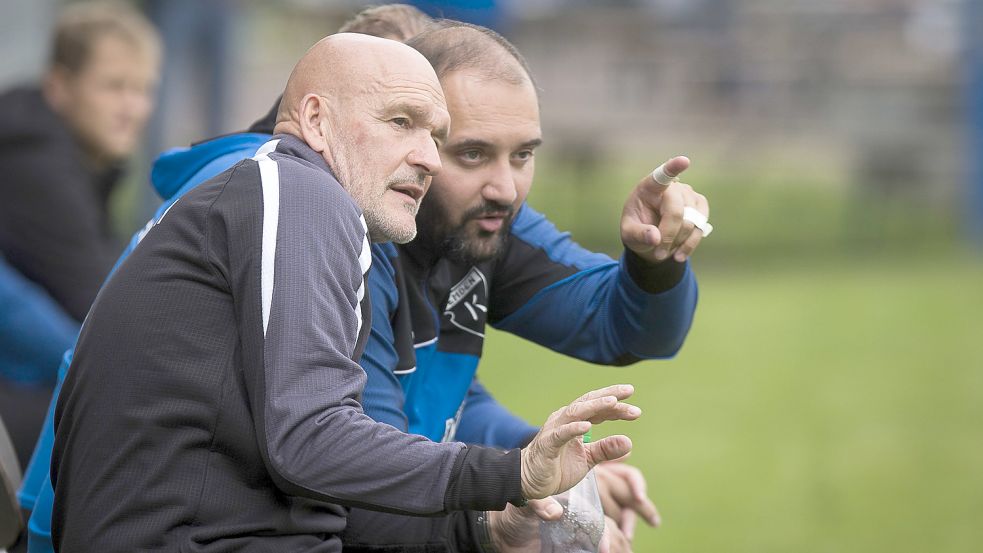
[355,69,443,106]
[385,75,445,103]
[442,76,540,147]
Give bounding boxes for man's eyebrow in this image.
[385,101,449,141]
[383,101,429,120]
[447,138,544,151]
[447,138,493,150]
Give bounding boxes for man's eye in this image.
[461,150,482,162]
[391,117,411,129]
[514,150,534,162]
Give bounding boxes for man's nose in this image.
[121,86,153,121]
[482,158,518,205]
[406,135,442,176]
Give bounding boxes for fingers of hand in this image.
[620,509,638,541]
[587,435,633,466]
[673,193,710,262]
[600,489,623,524]
[597,463,657,529]
[673,227,701,262]
[627,487,660,528]
[616,465,660,527]
[588,401,642,424]
[653,186,685,261]
[603,516,634,553]
[564,396,641,425]
[576,384,635,403]
[596,465,631,513]
[649,156,690,186]
[527,497,563,521]
[545,420,592,451]
[620,219,662,254]
[596,466,626,521]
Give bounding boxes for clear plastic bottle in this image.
[539,432,604,553]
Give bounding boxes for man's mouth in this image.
[389,182,425,203]
[474,212,509,233]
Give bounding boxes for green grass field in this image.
[479,253,983,552]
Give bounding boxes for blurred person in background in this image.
[0,0,160,323]
[0,1,160,473]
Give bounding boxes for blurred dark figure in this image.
[0,1,160,321]
[0,1,161,471]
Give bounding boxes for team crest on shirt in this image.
[443,267,488,338]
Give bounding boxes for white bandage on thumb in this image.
[651,163,678,186]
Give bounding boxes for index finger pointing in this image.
[650,155,691,186]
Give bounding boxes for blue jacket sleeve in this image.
[455,377,538,449]
[359,244,411,431]
[489,204,698,364]
[0,258,78,386]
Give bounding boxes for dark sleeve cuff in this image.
[622,248,687,294]
[444,446,523,512]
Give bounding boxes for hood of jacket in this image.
[150,132,272,201]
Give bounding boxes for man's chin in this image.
[454,229,508,263]
[366,211,417,244]
[370,226,416,244]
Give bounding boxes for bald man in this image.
[49,34,638,553]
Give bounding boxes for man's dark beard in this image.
[417,200,515,265]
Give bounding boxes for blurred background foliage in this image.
[483,252,983,552]
[2,0,981,551]
[529,154,965,263]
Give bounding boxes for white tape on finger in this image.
[651,164,678,186]
[683,206,713,237]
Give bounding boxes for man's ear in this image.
[42,66,73,115]
[298,94,332,158]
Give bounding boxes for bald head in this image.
[273,32,450,244]
[274,33,443,137]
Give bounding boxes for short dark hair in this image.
[338,4,433,42]
[405,20,535,87]
[49,1,161,74]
